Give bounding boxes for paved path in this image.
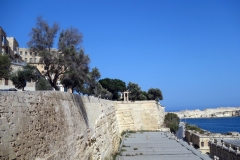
[117,132,212,160]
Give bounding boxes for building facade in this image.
[19,48,66,92]
[18,48,41,64]
[0,27,36,91]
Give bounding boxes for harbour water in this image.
[181,116,240,134]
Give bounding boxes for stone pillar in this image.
[123,91,130,101]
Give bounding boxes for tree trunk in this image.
[53,84,60,91]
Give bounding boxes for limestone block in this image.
[0,124,9,131]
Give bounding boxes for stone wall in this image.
[0,91,120,160]
[0,91,165,160]
[115,101,165,134]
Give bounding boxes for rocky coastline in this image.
[171,107,240,119]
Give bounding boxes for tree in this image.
[138,91,148,100]
[0,54,12,79]
[148,88,163,101]
[28,16,88,90]
[164,113,180,133]
[77,67,101,96]
[10,64,38,91]
[36,77,52,90]
[99,78,126,100]
[61,49,90,92]
[127,82,141,101]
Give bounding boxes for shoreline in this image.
[180,115,240,119]
[171,107,240,119]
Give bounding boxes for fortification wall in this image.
[115,101,165,133]
[0,91,119,160]
[0,91,165,160]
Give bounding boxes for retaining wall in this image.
[0,91,164,160]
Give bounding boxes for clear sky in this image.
[1,0,240,111]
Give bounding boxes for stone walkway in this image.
[117,132,212,160]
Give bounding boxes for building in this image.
[0,27,10,55]
[18,48,41,63]
[0,27,36,91]
[185,130,240,154]
[19,48,65,91]
[209,138,240,160]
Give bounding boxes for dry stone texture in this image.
[115,101,164,134]
[0,91,165,160]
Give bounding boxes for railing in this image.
[209,138,240,155]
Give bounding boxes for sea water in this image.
[181,116,240,133]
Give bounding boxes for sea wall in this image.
[0,91,165,160]
[173,107,240,118]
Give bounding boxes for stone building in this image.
[18,48,41,63]
[19,48,65,91]
[0,27,22,62]
[0,27,36,91]
[209,138,240,160]
[0,27,10,55]
[185,130,240,154]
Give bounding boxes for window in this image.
[34,58,37,63]
[20,51,22,55]
[25,58,27,62]
[30,52,32,55]
[5,79,8,85]
[201,142,204,147]
[35,52,37,56]
[30,58,32,63]
[25,52,27,55]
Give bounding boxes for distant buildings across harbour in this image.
[172,107,240,118]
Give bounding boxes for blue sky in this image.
[1,0,240,111]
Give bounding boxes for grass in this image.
[185,123,205,133]
[122,145,130,147]
[121,149,127,152]
[111,152,120,160]
[121,130,136,136]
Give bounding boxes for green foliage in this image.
[28,17,89,91]
[168,123,179,133]
[77,67,101,96]
[99,78,126,100]
[111,152,120,160]
[138,91,147,100]
[185,123,205,133]
[127,82,141,101]
[0,54,12,79]
[61,49,90,92]
[36,77,52,90]
[148,88,163,101]
[10,64,38,91]
[164,113,180,133]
